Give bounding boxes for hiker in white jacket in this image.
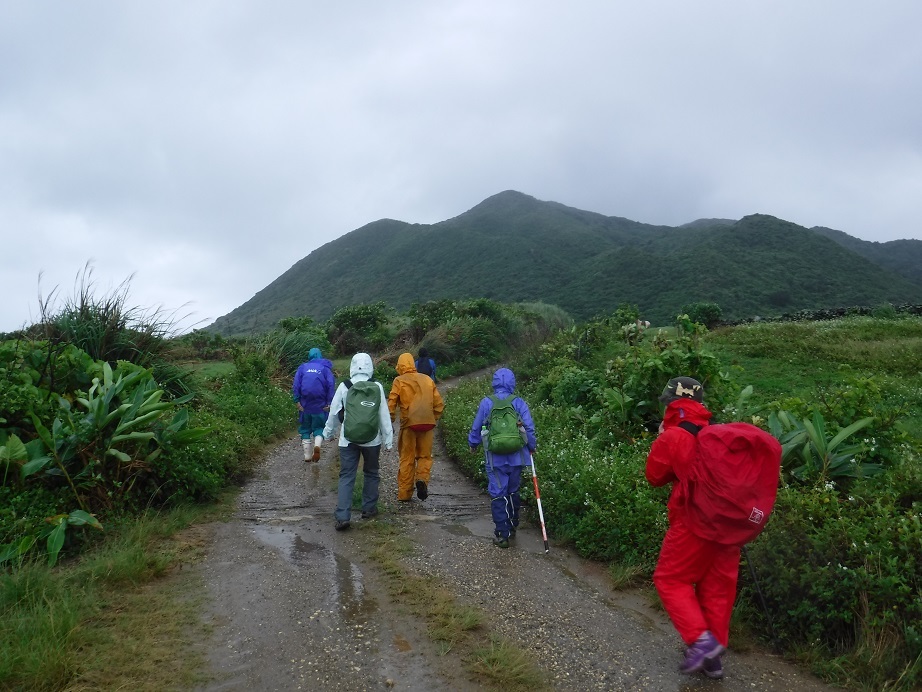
[323,352,393,530]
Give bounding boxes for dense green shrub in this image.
[682,301,722,329]
[526,311,731,443]
[750,456,922,688]
[326,302,391,353]
[168,329,232,361]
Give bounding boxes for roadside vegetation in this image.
[5,269,920,689]
[441,306,922,691]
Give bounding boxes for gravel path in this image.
[194,376,836,691]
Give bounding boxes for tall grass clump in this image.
[35,265,182,365]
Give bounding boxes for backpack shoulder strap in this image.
[678,421,702,436]
[344,379,353,389]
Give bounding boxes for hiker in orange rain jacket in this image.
[388,352,445,501]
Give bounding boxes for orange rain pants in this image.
[396,426,434,500]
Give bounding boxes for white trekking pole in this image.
[528,452,549,554]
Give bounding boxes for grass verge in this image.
[0,497,234,691]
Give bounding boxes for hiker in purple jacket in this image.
[292,348,335,462]
[468,368,537,548]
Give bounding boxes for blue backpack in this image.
[298,365,327,399]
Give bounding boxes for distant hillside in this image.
[208,191,922,335]
[811,226,922,285]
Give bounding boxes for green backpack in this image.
[486,396,526,454]
[340,379,381,444]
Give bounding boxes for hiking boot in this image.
[509,526,517,539]
[334,520,350,531]
[361,509,378,519]
[679,631,724,674]
[702,655,724,679]
[312,446,321,462]
[415,480,428,500]
[493,535,509,549]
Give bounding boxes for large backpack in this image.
[485,396,526,454]
[297,364,327,399]
[680,421,781,546]
[338,379,382,444]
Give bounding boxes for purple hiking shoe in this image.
[702,655,724,679]
[680,631,725,674]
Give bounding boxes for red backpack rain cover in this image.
[684,422,782,546]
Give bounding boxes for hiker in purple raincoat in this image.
[292,348,335,462]
[468,368,537,548]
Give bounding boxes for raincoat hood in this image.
[396,352,417,375]
[492,368,516,397]
[662,398,712,430]
[309,347,322,360]
[349,352,374,380]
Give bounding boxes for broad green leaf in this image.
[106,448,132,462]
[137,390,165,414]
[115,409,165,433]
[171,428,211,444]
[68,510,103,530]
[827,417,874,452]
[1,434,28,462]
[102,402,134,427]
[21,455,52,479]
[47,521,67,567]
[30,414,54,451]
[111,432,155,443]
[801,417,826,456]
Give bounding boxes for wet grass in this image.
[364,521,549,689]
[0,500,231,691]
[607,562,646,589]
[471,636,550,689]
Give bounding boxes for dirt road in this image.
[194,377,834,691]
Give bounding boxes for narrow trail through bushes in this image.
[194,375,834,691]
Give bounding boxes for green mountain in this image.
[811,226,922,285]
[209,191,922,335]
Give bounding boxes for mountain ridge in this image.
[208,191,922,335]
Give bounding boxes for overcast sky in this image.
[2,1,921,333]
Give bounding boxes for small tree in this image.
[681,302,722,329]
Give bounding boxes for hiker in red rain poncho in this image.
[646,376,737,680]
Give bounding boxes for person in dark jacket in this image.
[468,368,536,548]
[646,376,735,680]
[292,348,335,462]
[415,347,437,382]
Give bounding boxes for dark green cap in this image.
[658,376,704,404]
